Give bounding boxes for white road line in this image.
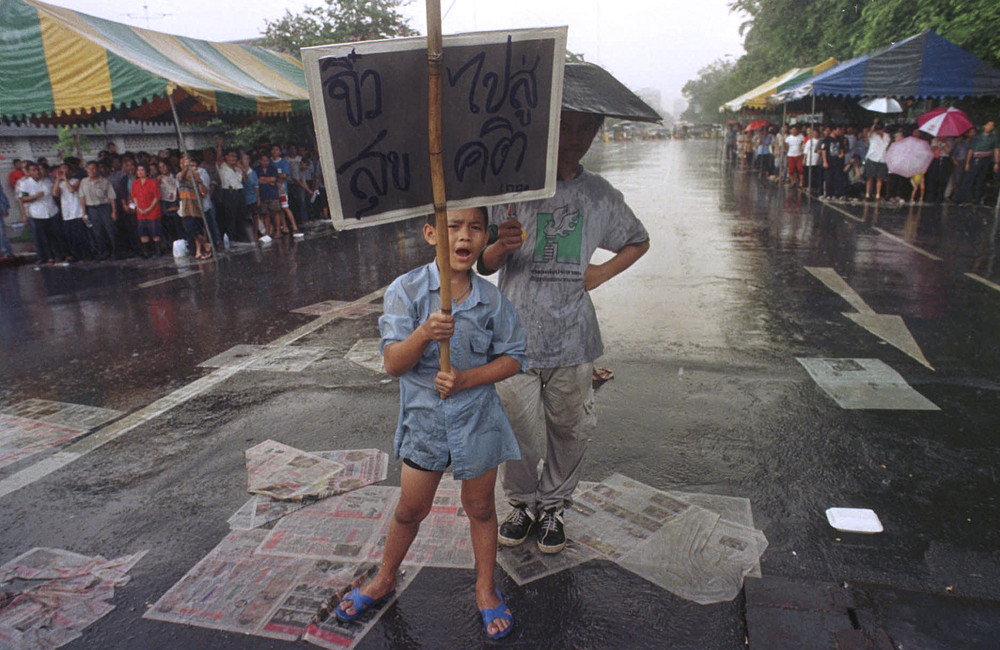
[872,227,943,261]
[819,199,943,260]
[965,273,1000,293]
[0,287,389,499]
[819,199,864,223]
[138,270,202,288]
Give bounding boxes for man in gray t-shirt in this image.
[481,111,650,554]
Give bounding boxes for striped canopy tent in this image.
[771,30,1000,103]
[722,67,803,113]
[771,57,838,96]
[0,0,310,123]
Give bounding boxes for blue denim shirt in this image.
[379,263,526,479]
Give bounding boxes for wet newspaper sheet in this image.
[0,547,146,650]
[145,530,391,641]
[302,567,419,650]
[229,448,389,530]
[246,439,347,501]
[258,479,476,569]
[570,474,767,604]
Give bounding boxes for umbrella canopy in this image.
[722,67,800,112]
[918,106,974,137]
[562,63,661,123]
[859,97,903,113]
[0,0,309,122]
[772,30,1000,102]
[744,119,770,132]
[886,136,934,177]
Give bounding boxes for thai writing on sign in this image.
[303,28,566,230]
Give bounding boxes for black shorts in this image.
[402,455,451,472]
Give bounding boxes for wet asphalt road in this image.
[1,139,999,649]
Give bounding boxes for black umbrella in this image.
[562,63,661,123]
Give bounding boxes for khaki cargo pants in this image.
[497,363,596,513]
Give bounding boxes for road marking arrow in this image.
[805,267,933,371]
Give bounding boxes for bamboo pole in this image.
[168,89,216,256]
[426,0,452,372]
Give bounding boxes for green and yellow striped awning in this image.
[0,0,310,121]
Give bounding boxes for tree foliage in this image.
[261,0,417,56]
[683,0,1000,121]
[681,59,739,123]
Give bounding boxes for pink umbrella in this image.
[885,136,934,178]
[917,106,974,137]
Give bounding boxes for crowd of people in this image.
[724,118,1000,206]
[1,137,329,264]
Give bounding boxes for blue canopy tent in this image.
[771,30,1000,103]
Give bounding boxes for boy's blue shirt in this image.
[379,262,526,480]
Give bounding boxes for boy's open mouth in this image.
[454,247,472,260]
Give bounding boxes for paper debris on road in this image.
[0,547,146,649]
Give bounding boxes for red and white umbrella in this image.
[744,119,770,132]
[917,106,974,138]
[885,136,934,178]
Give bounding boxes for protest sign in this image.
[303,27,566,230]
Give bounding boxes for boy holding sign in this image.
[337,206,525,639]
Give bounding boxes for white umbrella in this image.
[859,97,903,113]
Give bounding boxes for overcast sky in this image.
[43,0,747,115]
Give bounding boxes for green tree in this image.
[681,58,740,122]
[261,0,417,56]
[852,0,1000,68]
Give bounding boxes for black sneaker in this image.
[536,508,566,554]
[498,505,535,546]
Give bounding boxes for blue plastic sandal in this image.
[335,587,393,623]
[480,589,513,639]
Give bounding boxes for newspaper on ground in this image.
[0,399,122,431]
[344,338,386,374]
[246,440,347,501]
[302,567,419,650]
[570,474,768,604]
[257,479,476,569]
[0,415,87,470]
[229,449,390,529]
[0,547,146,650]
[145,529,384,640]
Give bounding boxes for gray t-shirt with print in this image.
[490,169,649,368]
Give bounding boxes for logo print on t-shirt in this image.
[533,206,582,264]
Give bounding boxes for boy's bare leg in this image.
[338,464,442,616]
[272,208,286,235]
[462,467,510,637]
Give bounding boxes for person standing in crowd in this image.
[784,125,805,188]
[295,156,318,220]
[0,182,14,259]
[864,122,890,200]
[52,163,88,261]
[270,145,299,235]
[79,161,117,260]
[955,120,999,205]
[19,162,60,264]
[756,127,774,177]
[947,128,972,201]
[254,151,282,237]
[158,160,181,245]
[846,126,869,192]
[724,123,737,163]
[925,135,952,203]
[131,163,163,257]
[803,126,822,192]
[240,153,264,239]
[773,124,788,181]
[286,144,309,225]
[114,157,141,257]
[820,125,847,199]
[177,152,212,259]
[481,110,650,555]
[215,137,247,243]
